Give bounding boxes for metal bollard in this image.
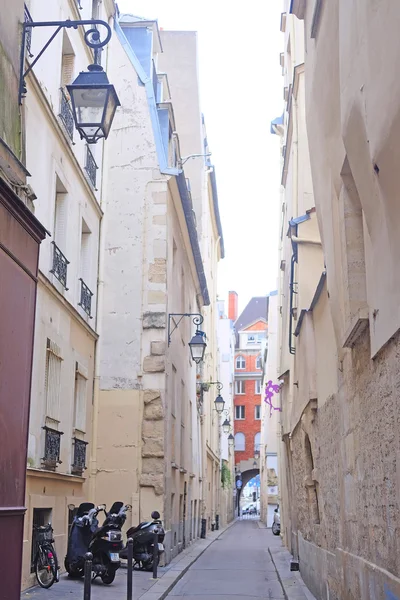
[83,552,93,600]
[127,538,133,600]
[152,532,158,579]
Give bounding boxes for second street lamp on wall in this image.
[228,434,234,447]
[222,418,231,434]
[214,394,225,414]
[67,64,120,144]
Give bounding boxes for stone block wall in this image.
[287,325,400,600]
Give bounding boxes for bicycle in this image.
[33,523,59,589]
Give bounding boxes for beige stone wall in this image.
[277,2,400,598]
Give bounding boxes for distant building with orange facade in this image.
[229,293,268,486]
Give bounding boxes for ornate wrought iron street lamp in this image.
[19,16,120,144]
[168,313,207,364]
[67,64,120,143]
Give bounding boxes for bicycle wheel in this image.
[34,546,57,588]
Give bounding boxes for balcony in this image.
[78,278,94,318]
[50,241,69,289]
[42,426,63,471]
[59,88,74,142]
[85,145,98,189]
[71,438,88,475]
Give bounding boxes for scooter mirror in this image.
[151,511,160,520]
[98,504,107,511]
[68,504,76,511]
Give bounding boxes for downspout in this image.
[288,254,296,355]
[291,236,321,245]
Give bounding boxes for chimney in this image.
[228,291,238,322]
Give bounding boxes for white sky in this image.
[117,0,283,313]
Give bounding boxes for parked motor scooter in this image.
[65,501,130,584]
[120,511,165,571]
[272,506,280,536]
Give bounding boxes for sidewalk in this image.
[21,520,236,600]
[263,525,317,600]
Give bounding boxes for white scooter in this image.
[272,506,280,536]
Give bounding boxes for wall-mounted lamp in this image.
[168,313,207,364]
[254,449,260,460]
[228,433,234,447]
[222,418,231,434]
[19,15,120,143]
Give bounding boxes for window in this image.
[45,339,62,422]
[234,432,245,451]
[236,355,246,369]
[254,432,261,453]
[235,380,245,395]
[247,334,256,344]
[74,364,87,433]
[235,405,245,420]
[256,355,262,369]
[255,380,261,395]
[59,32,75,141]
[255,405,261,420]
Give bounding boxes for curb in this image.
[268,546,317,600]
[139,519,237,600]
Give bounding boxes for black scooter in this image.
[120,511,165,571]
[65,501,130,584]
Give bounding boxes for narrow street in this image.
[21,520,315,600]
[166,520,284,599]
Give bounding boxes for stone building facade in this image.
[275,2,400,599]
[92,15,225,563]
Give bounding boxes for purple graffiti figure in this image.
[264,380,282,417]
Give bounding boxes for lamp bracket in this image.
[203,381,223,393]
[167,313,204,346]
[19,15,112,104]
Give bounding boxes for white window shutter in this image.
[61,54,75,89]
[45,339,62,422]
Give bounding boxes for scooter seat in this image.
[126,522,147,537]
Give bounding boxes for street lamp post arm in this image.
[19,17,112,103]
[167,313,204,345]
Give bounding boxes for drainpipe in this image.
[291,236,321,245]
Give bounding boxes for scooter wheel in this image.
[272,523,280,536]
[101,567,117,584]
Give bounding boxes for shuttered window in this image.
[74,363,87,433]
[54,192,67,253]
[45,339,62,422]
[61,54,74,89]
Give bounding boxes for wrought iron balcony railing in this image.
[59,88,74,141]
[42,426,63,470]
[24,5,34,57]
[85,144,98,188]
[50,241,69,289]
[78,278,94,317]
[71,438,88,475]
